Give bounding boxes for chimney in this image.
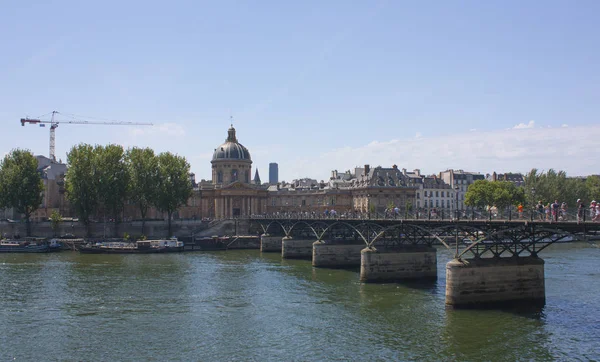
[392,164,398,169]
[402,168,407,175]
[414,169,421,176]
[364,164,370,176]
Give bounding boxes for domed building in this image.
[202,125,268,218]
[211,125,253,184]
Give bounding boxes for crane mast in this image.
[20,111,153,161]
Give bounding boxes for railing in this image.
[247,207,598,224]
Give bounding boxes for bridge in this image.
[247,216,600,308]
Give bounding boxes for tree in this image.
[65,144,98,237]
[586,175,600,202]
[50,210,62,237]
[0,149,44,236]
[465,180,524,213]
[153,152,192,237]
[95,145,129,237]
[126,147,158,235]
[464,180,493,209]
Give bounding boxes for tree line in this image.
[464,169,600,212]
[65,144,192,237]
[0,146,191,237]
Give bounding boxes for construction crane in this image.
[20,111,153,161]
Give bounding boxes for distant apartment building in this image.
[269,163,278,184]
[439,169,485,210]
[486,172,525,187]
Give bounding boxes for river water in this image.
[1,243,599,361]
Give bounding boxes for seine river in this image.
[1,243,599,361]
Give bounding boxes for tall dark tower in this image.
[269,163,279,184]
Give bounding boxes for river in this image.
[1,243,599,361]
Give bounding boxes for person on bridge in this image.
[517,204,524,219]
[577,199,585,223]
[537,201,545,221]
[552,200,560,222]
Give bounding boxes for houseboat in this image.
[0,238,62,253]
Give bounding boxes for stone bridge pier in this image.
[281,236,314,259]
[260,234,283,252]
[359,245,438,282]
[445,256,545,308]
[312,240,364,268]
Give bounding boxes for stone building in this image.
[439,169,485,211]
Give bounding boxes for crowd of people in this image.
[532,199,600,223]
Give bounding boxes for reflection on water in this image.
[1,243,599,361]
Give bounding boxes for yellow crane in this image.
[20,110,153,161]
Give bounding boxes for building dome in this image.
[212,126,251,162]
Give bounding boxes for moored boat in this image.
[149,237,185,252]
[0,238,62,253]
[79,240,166,254]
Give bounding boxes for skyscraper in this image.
[269,163,279,184]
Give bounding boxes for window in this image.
[271,198,276,206]
[231,169,238,182]
[436,200,439,207]
[417,193,420,199]
[302,199,306,206]
[217,171,223,183]
[441,191,444,197]
[436,191,439,197]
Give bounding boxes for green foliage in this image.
[524,168,594,206]
[0,149,44,236]
[153,152,192,235]
[123,232,130,241]
[95,144,129,227]
[50,210,62,236]
[65,144,99,236]
[586,175,600,202]
[66,144,129,236]
[126,147,158,234]
[465,180,525,209]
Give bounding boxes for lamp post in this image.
[454,185,460,221]
[531,187,536,221]
[427,191,431,220]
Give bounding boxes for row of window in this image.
[420,191,455,198]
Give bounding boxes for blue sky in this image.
[1,0,599,181]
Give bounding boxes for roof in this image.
[212,126,251,162]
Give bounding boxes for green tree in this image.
[464,180,493,209]
[153,152,192,237]
[50,210,62,237]
[126,147,158,235]
[465,180,524,213]
[65,144,98,237]
[586,175,600,202]
[95,145,129,237]
[0,149,44,236]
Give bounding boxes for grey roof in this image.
[212,126,251,162]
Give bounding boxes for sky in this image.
[1,0,598,182]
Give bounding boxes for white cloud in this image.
[512,120,535,129]
[282,124,600,180]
